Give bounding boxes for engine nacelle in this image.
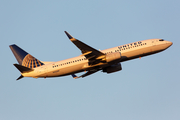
[105,52,121,62]
[103,63,122,73]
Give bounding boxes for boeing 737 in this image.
[10,31,173,80]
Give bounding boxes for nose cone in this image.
[166,41,173,47]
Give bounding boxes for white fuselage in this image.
[22,39,172,78]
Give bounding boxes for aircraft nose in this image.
[166,41,173,47]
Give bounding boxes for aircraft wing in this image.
[71,69,100,79]
[65,31,105,60]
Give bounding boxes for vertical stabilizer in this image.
[9,44,44,68]
[9,44,28,65]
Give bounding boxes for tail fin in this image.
[9,44,44,68]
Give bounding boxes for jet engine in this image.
[103,52,121,62]
[103,63,122,73]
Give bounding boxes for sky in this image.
[0,0,180,120]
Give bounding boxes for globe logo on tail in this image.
[22,54,44,68]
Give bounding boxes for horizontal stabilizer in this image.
[17,75,24,80]
[71,74,79,79]
[14,64,33,73]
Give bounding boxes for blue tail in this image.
[9,44,44,68]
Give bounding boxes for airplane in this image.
[9,31,173,80]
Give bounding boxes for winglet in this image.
[71,74,79,79]
[64,31,73,39]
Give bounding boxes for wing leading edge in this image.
[64,31,105,60]
[65,31,107,78]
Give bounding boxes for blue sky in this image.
[0,0,180,120]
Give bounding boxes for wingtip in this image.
[64,31,73,39]
[71,74,79,79]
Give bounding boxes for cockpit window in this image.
[159,39,164,41]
